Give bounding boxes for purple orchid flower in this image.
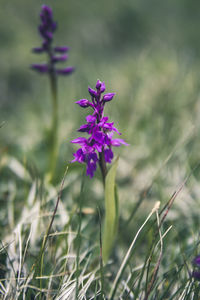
[31,5,74,76]
[191,255,200,282]
[31,5,75,183]
[193,255,200,267]
[71,80,128,179]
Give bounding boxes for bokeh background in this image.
[1,0,200,238]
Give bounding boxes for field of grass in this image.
[1,0,200,299]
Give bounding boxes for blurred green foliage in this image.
[1,0,200,192]
[1,0,200,141]
[1,0,200,209]
[0,0,200,208]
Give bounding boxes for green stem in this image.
[48,71,58,183]
[99,149,107,186]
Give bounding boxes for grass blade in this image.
[102,157,119,263]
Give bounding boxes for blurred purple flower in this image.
[55,67,75,75]
[54,46,69,53]
[31,5,74,76]
[193,255,200,268]
[31,63,49,73]
[71,80,128,178]
[192,271,200,281]
[192,255,200,282]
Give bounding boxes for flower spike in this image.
[71,80,128,178]
[31,5,74,76]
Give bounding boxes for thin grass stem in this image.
[34,167,68,281]
[109,201,160,300]
[75,172,86,299]
[144,209,163,300]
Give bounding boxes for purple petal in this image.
[94,143,103,153]
[86,115,96,123]
[89,152,98,162]
[102,116,109,122]
[98,117,109,126]
[71,148,85,163]
[103,122,121,135]
[86,152,98,178]
[112,126,121,135]
[71,137,87,145]
[93,131,105,144]
[106,132,114,139]
[103,93,115,102]
[31,64,49,73]
[76,99,93,108]
[56,67,75,75]
[83,143,95,153]
[78,124,92,133]
[52,54,68,63]
[111,138,129,147]
[104,148,114,163]
[54,46,69,53]
[86,162,97,178]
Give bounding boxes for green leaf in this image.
[102,157,119,263]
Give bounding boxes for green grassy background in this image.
[1,0,200,298]
[1,0,200,202]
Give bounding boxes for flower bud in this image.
[76,99,92,108]
[31,64,49,73]
[54,46,69,53]
[100,81,106,93]
[56,67,75,75]
[103,93,115,102]
[96,79,101,89]
[88,87,97,97]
